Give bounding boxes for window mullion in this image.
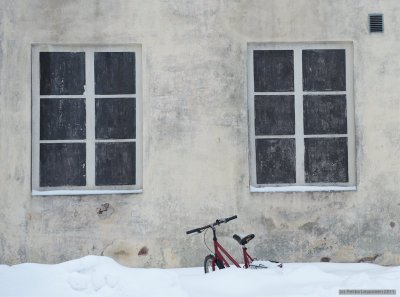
[85,50,96,187]
[294,48,305,184]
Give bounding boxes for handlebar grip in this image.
[225,215,237,223]
[186,228,201,234]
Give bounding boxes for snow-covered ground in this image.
[0,256,398,297]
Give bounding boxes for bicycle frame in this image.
[210,227,254,271]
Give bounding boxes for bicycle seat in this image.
[233,234,255,245]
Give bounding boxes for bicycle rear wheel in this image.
[204,254,225,273]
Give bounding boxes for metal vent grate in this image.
[369,14,384,33]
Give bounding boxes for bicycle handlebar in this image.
[186,215,237,235]
[186,225,209,235]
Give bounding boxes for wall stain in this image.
[114,250,129,256]
[261,216,276,230]
[138,246,149,256]
[97,203,114,219]
[358,254,381,263]
[299,221,326,236]
[320,257,331,262]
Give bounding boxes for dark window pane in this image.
[303,95,347,135]
[305,137,348,183]
[255,95,295,135]
[96,142,135,186]
[95,98,135,139]
[253,50,294,92]
[40,52,85,95]
[40,98,86,140]
[95,52,135,94]
[256,138,296,184]
[40,143,86,187]
[302,49,346,91]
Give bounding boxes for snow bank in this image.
[0,256,398,297]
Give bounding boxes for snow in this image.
[0,256,398,297]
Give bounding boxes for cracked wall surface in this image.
[0,0,399,267]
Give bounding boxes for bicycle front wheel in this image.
[204,254,225,273]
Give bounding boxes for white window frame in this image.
[248,42,356,192]
[32,44,143,196]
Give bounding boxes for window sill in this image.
[32,189,143,196]
[250,186,356,193]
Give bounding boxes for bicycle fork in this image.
[211,227,242,269]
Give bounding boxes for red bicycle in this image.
[186,215,282,273]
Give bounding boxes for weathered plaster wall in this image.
[0,0,399,267]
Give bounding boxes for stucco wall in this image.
[0,0,399,267]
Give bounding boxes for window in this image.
[32,45,142,195]
[248,43,355,192]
